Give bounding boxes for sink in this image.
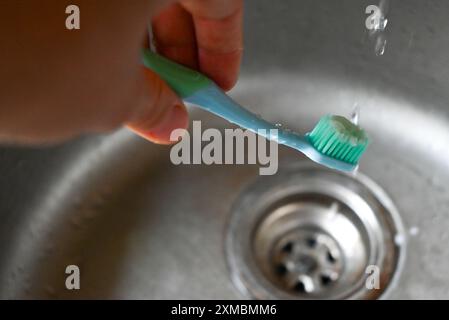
[1,0,449,299]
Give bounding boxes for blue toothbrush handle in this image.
[184,83,310,148]
[143,50,357,172]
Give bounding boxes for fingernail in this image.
[146,104,189,144]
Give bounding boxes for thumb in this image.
[126,68,189,144]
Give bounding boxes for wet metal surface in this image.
[1,0,449,299]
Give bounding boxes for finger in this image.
[151,3,198,69]
[126,68,189,145]
[0,0,188,145]
[181,0,243,91]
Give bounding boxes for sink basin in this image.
[1,0,449,299]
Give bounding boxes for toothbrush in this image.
[142,49,369,172]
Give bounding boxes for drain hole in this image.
[275,264,288,277]
[226,166,406,299]
[320,274,333,286]
[282,242,293,253]
[294,281,306,293]
[326,251,336,264]
[306,237,317,248]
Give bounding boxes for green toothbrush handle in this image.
[142,49,211,98]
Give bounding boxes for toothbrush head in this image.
[307,115,369,165]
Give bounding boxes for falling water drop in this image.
[350,104,360,125]
[367,0,390,56]
[375,35,387,56]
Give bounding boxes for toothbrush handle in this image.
[142,50,356,172]
[142,49,211,98]
[143,49,282,139]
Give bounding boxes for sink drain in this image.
[225,165,406,299]
[270,229,343,295]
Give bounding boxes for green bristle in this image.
[308,115,369,165]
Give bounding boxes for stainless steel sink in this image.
[1,0,449,299]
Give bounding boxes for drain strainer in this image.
[225,165,406,299]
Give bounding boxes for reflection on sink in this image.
[1,0,449,299]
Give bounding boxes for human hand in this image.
[0,0,243,144]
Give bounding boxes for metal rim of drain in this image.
[225,165,406,300]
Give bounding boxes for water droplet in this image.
[350,104,360,125]
[375,36,387,56]
[394,234,406,246]
[367,0,390,56]
[409,227,419,236]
